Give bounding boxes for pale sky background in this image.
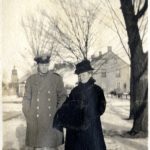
[1,0,148,82]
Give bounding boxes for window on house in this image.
[117,82,120,89]
[116,69,121,77]
[101,70,106,77]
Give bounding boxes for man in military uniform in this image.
[22,54,67,150]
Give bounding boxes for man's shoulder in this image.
[26,74,37,82]
[53,72,61,77]
[48,71,62,82]
[50,70,61,78]
[94,84,103,92]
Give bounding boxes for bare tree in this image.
[106,0,148,126]
[118,0,148,137]
[41,0,101,63]
[106,0,131,59]
[22,13,58,63]
[21,0,112,83]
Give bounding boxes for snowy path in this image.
[2,96,148,150]
[102,97,148,150]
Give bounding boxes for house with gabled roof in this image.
[17,46,130,96]
[92,46,130,94]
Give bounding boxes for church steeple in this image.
[11,66,18,84]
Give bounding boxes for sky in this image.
[1,0,148,82]
[2,0,53,82]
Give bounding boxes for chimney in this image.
[107,46,112,52]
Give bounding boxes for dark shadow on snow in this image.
[102,121,130,132]
[102,122,147,150]
[16,123,26,150]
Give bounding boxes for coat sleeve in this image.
[53,87,73,131]
[96,86,106,116]
[56,76,67,109]
[22,77,32,118]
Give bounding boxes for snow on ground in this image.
[102,97,148,150]
[2,95,148,150]
[2,95,22,103]
[3,95,22,113]
[3,103,22,113]
[3,114,26,150]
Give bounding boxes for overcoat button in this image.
[37,114,39,118]
[48,91,51,94]
[48,98,51,101]
[37,98,39,102]
[49,114,51,117]
[48,106,51,109]
[37,106,39,109]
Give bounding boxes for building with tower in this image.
[9,66,19,95]
[11,66,19,86]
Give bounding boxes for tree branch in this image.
[135,0,148,19]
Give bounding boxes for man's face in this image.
[79,72,92,83]
[38,63,49,74]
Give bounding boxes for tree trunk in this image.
[129,70,134,119]
[120,0,148,137]
[131,70,148,137]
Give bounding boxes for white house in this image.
[92,46,130,94]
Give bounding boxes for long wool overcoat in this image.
[53,78,106,150]
[22,71,67,148]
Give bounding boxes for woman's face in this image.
[79,72,92,83]
[38,63,49,74]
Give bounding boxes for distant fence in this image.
[107,92,130,99]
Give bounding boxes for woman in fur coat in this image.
[53,59,107,150]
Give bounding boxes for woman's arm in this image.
[96,85,106,116]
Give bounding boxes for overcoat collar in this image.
[78,77,96,87]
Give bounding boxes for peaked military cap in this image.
[75,59,94,75]
[34,54,50,64]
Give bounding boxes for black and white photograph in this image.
[1,0,148,150]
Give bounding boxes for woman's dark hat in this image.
[34,54,50,64]
[75,59,94,74]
